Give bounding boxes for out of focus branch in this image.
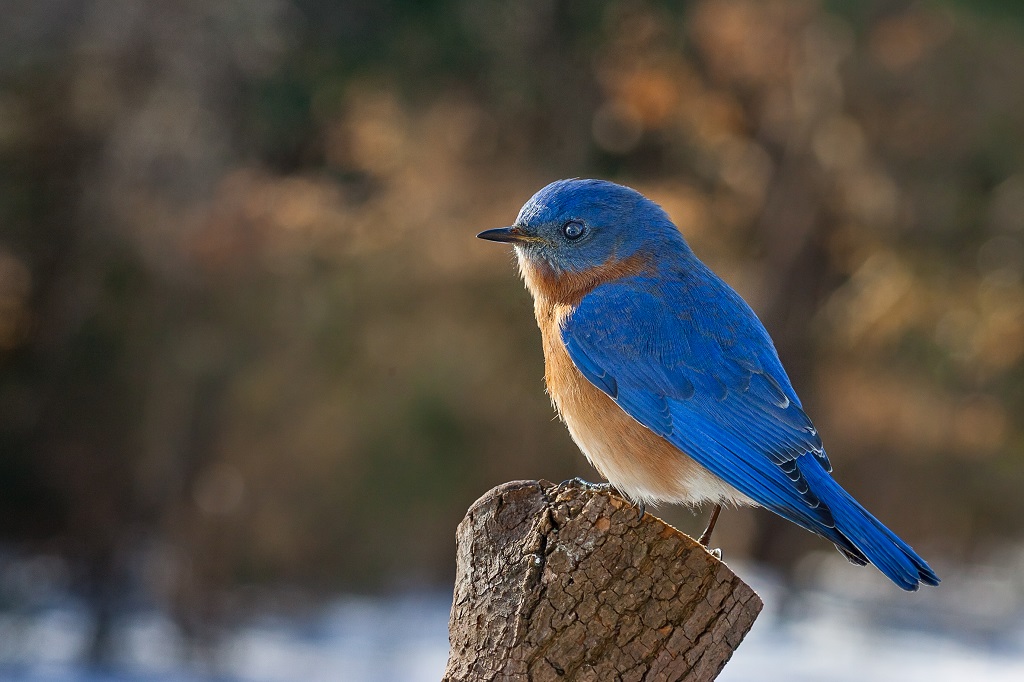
[443,480,762,681]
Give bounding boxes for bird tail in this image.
[798,457,940,591]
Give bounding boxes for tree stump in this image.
[443,480,762,682]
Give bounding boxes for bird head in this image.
[477,179,687,280]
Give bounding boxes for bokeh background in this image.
[2,0,1024,679]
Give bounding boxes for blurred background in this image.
[2,0,1024,679]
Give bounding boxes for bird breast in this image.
[533,295,749,508]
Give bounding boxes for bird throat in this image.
[517,250,654,309]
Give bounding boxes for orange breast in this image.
[533,295,747,507]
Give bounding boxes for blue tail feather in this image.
[797,455,940,591]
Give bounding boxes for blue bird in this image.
[478,178,939,591]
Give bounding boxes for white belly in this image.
[560,401,752,507]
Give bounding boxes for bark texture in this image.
[443,480,763,682]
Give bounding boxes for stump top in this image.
[444,480,762,681]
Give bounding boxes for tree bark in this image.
[443,480,763,682]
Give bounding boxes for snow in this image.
[2,556,1024,681]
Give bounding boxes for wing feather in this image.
[561,272,840,536]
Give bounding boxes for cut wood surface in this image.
[443,480,762,682]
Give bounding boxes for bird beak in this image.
[476,226,543,244]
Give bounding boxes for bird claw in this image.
[555,477,612,493]
[554,478,645,520]
[708,547,722,560]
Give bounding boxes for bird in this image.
[477,178,939,591]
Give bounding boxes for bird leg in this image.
[697,504,722,547]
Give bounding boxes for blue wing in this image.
[562,271,834,526]
[562,264,938,590]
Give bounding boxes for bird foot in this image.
[554,478,645,520]
[554,477,612,493]
[707,547,722,560]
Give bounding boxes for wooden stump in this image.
[443,480,762,682]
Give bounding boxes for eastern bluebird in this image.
[478,178,938,591]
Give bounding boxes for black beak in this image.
[476,226,539,244]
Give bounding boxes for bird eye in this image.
[562,220,585,241]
